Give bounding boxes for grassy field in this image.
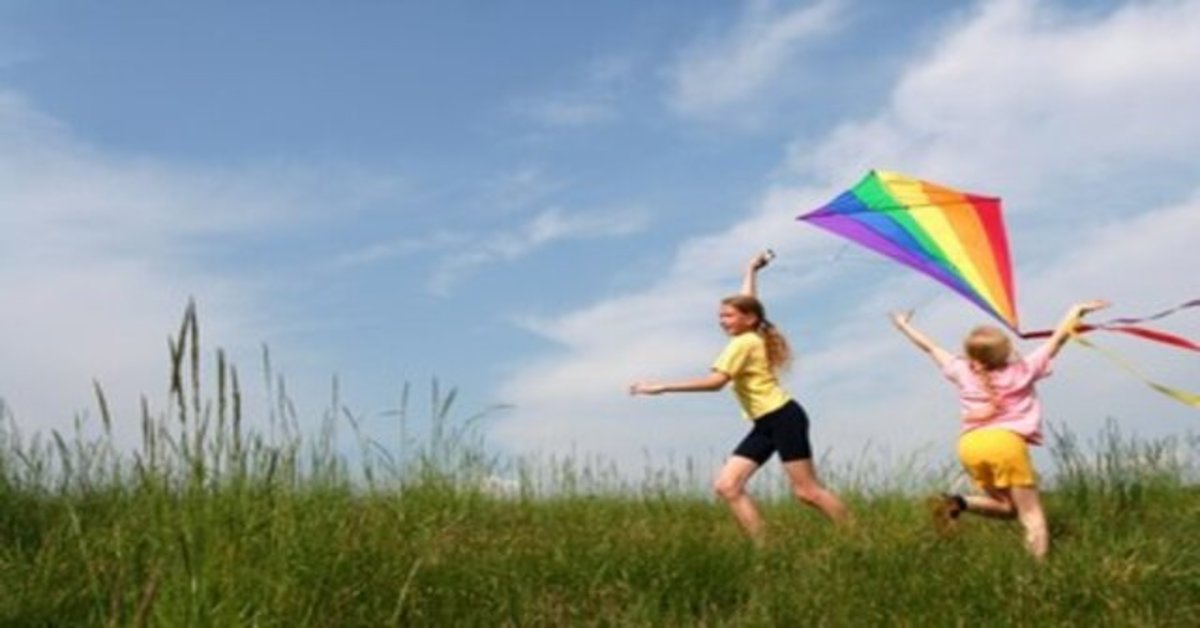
[2,307,1198,626]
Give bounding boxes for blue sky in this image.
[2,0,1197,480]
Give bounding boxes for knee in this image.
[1017,507,1047,533]
[713,477,744,501]
[985,491,1017,517]
[791,484,824,505]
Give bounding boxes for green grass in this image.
[2,304,1198,626]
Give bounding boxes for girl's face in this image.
[719,304,758,335]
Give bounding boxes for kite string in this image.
[902,291,941,321]
[826,243,896,266]
[793,243,968,316]
[773,243,899,281]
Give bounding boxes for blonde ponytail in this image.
[963,326,1013,420]
[968,360,1000,418]
[759,319,793,372]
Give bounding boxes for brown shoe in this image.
[927,494,964,536]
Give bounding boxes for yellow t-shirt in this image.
[711,332,790,420]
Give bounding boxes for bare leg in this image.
[713,456,764,539]
[781,459,849,523]
[964,487,1017,519]
[1011,485,1049,560]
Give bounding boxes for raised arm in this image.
[740,250,774,297]
[1045,299,1110,358]
[630,371,731,396]
[890,310,954,368]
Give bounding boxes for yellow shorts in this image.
[957,428,1037,489]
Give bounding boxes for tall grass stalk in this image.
[1,305,1198,625]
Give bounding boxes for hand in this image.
[629,382,666,396]
[889,310,914,328]
[749,250,774,271]
[1075,299,1110,316]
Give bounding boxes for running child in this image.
[630,251,849,540]
[890,300,1109,559]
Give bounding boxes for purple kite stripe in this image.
[804,214,1001,321]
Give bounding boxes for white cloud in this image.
[666,0,844,121]
[491,0,1200,477]
[794,0,1200,194]
[0,86,403,446]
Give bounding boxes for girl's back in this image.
[941,342,1055,444]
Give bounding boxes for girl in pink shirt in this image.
[890,299,1108,559]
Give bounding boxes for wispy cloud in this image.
[330,166,567,270]
[666,0,845,121]
[330,231,469,269]
[429,207,650,295]
[492,0,1200,470]
[481,166,565,214]
[514,57,634,128]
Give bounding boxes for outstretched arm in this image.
[630,371,731,396]
[1045,299,1110,358]
[890,310,954,368]
[740,250,774,297]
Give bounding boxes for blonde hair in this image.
[721,295,793,371]
[963,326,1013,414]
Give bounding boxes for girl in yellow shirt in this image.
[630,252,848,539]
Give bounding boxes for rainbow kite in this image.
[798,170,1019,330]
[798,170,1200,409]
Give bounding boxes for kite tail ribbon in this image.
[1019,299,1200,408]
[1070,336,1200,408]
[1021,324,1200,353]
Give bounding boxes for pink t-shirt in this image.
[940,342,1055,445]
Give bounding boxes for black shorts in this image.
[732,400,813,464]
